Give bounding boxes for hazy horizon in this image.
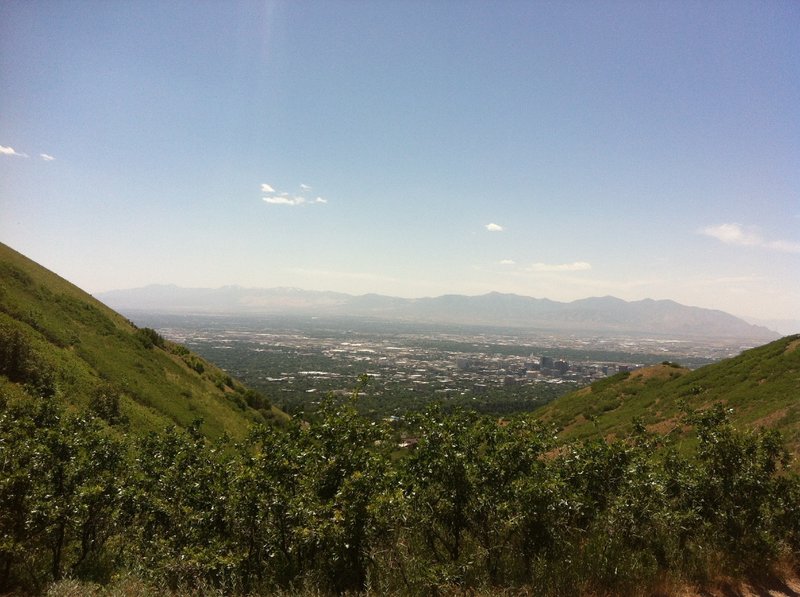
[96,281,798,336]
[2,1,798,322]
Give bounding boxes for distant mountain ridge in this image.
[97,285,778,342]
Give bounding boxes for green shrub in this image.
[3,379,799,595]
[134,327,165,350]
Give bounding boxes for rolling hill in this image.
[535,334,800,452]
[0,242,287,439]
[98,285,779,342]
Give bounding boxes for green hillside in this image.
[535,334,800,451]
[0,242,287,438]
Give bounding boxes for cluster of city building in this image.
[289,338,640,398]
[148,316,725,405]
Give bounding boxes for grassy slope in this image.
[0,242,287,439]
[535,334,800,451]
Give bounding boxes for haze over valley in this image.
[101,284,779,341]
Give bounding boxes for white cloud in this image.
[40,153,55,161]
[701,223,800,253]
[700,223,761,246]
[485,223,504,232]
[263,196,306,206]
[1,145,27,157]
[499,259,516,265]
[527,261,592,272]
[260,181,329,207]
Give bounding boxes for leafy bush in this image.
[134,327,165,350]
[1,384,798,595]
[0,393,124,591]
[0,321,57,397]
[89,382,128,426]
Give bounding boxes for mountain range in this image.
[98,284,779,342]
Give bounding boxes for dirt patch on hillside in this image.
[751,407,789,430]
[677,572,800,596]
[560,413,588,434]
[646,416,681,436]
[785,338,800,354]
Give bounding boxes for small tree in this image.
[0,393,124,591]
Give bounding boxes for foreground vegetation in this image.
[3,378,799,596]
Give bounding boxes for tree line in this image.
[2,379,799,595]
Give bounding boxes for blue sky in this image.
[1,1,799,326]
